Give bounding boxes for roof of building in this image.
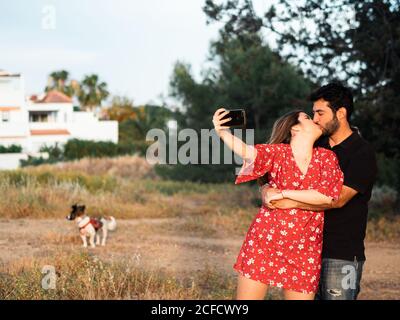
[0,106,21,111]
[33,90,73,103]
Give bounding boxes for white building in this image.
[0,71,118,169]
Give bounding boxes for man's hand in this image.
[271,185,359,211]
[261,186,280,209]
[270,199,299,210]
[266,191,284,207]
[260,185,300,210]
[262,185,359,211]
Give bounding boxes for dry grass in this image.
[366,216,400,242]
[0,157,398,242]
[0,156,398,300]
[0,252,240,300]
[0,162,258,220]
[40,231,82,245]
[141,208,255,239]
[24,155,157,180]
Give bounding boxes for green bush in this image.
[0,144,22,153]
[64,139,150,160]
[20,139,150,167]
[116,141,149,157]
[64,139,119,160]
[376,153,400,193]
[40,144,64,160]
[154,163,242,184]
[20,144,63,167]
[20,156,53,167]
[141,178,225,195]
[369,185,399,219]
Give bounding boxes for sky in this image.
[0,0,225,106]
[1,0,277,107]
[1,0,279,107]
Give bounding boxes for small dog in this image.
[66,204,117,248]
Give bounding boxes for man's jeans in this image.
[315,258,364,300]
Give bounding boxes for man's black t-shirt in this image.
[315,131,377,261]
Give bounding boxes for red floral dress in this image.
[233,143,344,294]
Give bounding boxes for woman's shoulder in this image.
[314,146,339,161]
[256,143,289,151]
[254,144,289,158]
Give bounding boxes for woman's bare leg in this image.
[283,289,315,300]
[236,274,269,300]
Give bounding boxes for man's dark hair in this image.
[309,82,354,120]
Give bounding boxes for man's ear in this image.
[337,107,347,120]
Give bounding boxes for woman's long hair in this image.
[268,110,302,144]
[257,109,303,186]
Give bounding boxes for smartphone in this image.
[220,109,246,128]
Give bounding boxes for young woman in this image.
[212,108,344,300]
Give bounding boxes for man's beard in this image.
[321,114,339,136]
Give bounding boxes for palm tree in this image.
[78,74,109,112]
[45,70,77,97]
[46,70,69,94]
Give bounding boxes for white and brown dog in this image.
[66,204,117,248]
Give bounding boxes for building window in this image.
[2,111,10,122]
[29,111,57,123]
[30,112,48,122]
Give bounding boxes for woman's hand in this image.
[212,107,256,161]
[212,108,231,136]
[265,190,284,207]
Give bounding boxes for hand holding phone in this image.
[212,108,247,136]
[220,109,246,128]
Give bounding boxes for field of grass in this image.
[1,155,398,240]
[0,157,257,229]
[0,155,398,300]
[0,251,237,300]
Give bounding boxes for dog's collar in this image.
[78,216,91,230]
[79,221,91,230]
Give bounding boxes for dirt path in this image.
[0,218,398,300]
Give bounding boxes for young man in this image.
[261,83,377,300]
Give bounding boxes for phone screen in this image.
[220,109,246,128]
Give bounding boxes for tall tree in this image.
[170,33,311,140]
[78,74,109,112]
[204,0,400,89]
[203,0,400,190]
[106,96,137,122]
